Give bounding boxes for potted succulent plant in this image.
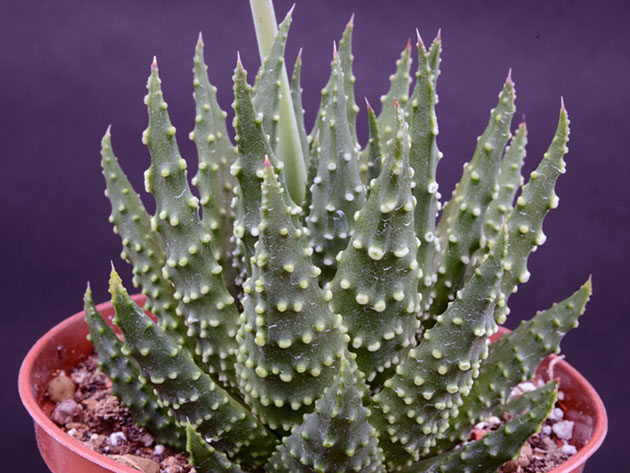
[19,1,607,472]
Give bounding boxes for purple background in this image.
[2,0,628,470]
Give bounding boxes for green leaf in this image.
[84,285,185,449]
[307,48,366,285]
[265,354,385,473]
[236,161,347,434]
[495,103,570,324]
[109,268,278,467]
[186,422,246,473]
[191,35,239,297]
[331,105,419,387]
[431,73,516,316]
[373,226,507,469]
[400,382,556,473]
[440,278,589,451]
[143,60,240,388]
[101,129,186,345]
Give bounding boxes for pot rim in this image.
[19,298,608,473]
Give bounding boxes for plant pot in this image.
[19,295,607,473]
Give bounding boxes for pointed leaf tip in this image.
[348,13,355,27]
[287,3,295,16]
[196,32,204,46]
[364,97,373,110]
[108,264,123,297]
[437,27,442,40]
[332,41,338,59]
[264,156,272,168]
[406,37,412,50]
[151,56,158,70]
[236,51,242,67]
[506,67,513,84]
[521,113,526,125]
[416,28,425,48]
[560,96,566,111]
[297,47,303,60]
[394,98,399,109]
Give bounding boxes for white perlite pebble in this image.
[109,431,127,446]
[561,444,578,455]
[557,390,565,400]
[154,444,165,455]
[509,380,539,399]
[549,407,565,421]
[552,420,575,440]
[474,421,488,430]
[519,381,537,393]
[487,416,501,428]
[542,425,552,435]
[67,428,78,437]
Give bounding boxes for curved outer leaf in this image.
[101,130,186,345]
[495,381,557,419]
[84,286,185,449]
[405,34,442,315]
[431,75,515,316]
[330,105,419,387]
[236,161,346,434]
[400,382,556,473]
[190,35,239,296]
[372,226,507,470]
[495,103,570,324]
[143,60,240,387]
[186,422,246,473]
[109,269,278,468]
[441,278,590,450]
[307,49,366,285]
[265,354,385,473]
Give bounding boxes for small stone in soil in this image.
[47,355,193,473]
[47,373,76,403]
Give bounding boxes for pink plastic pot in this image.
[19,296,607,473]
